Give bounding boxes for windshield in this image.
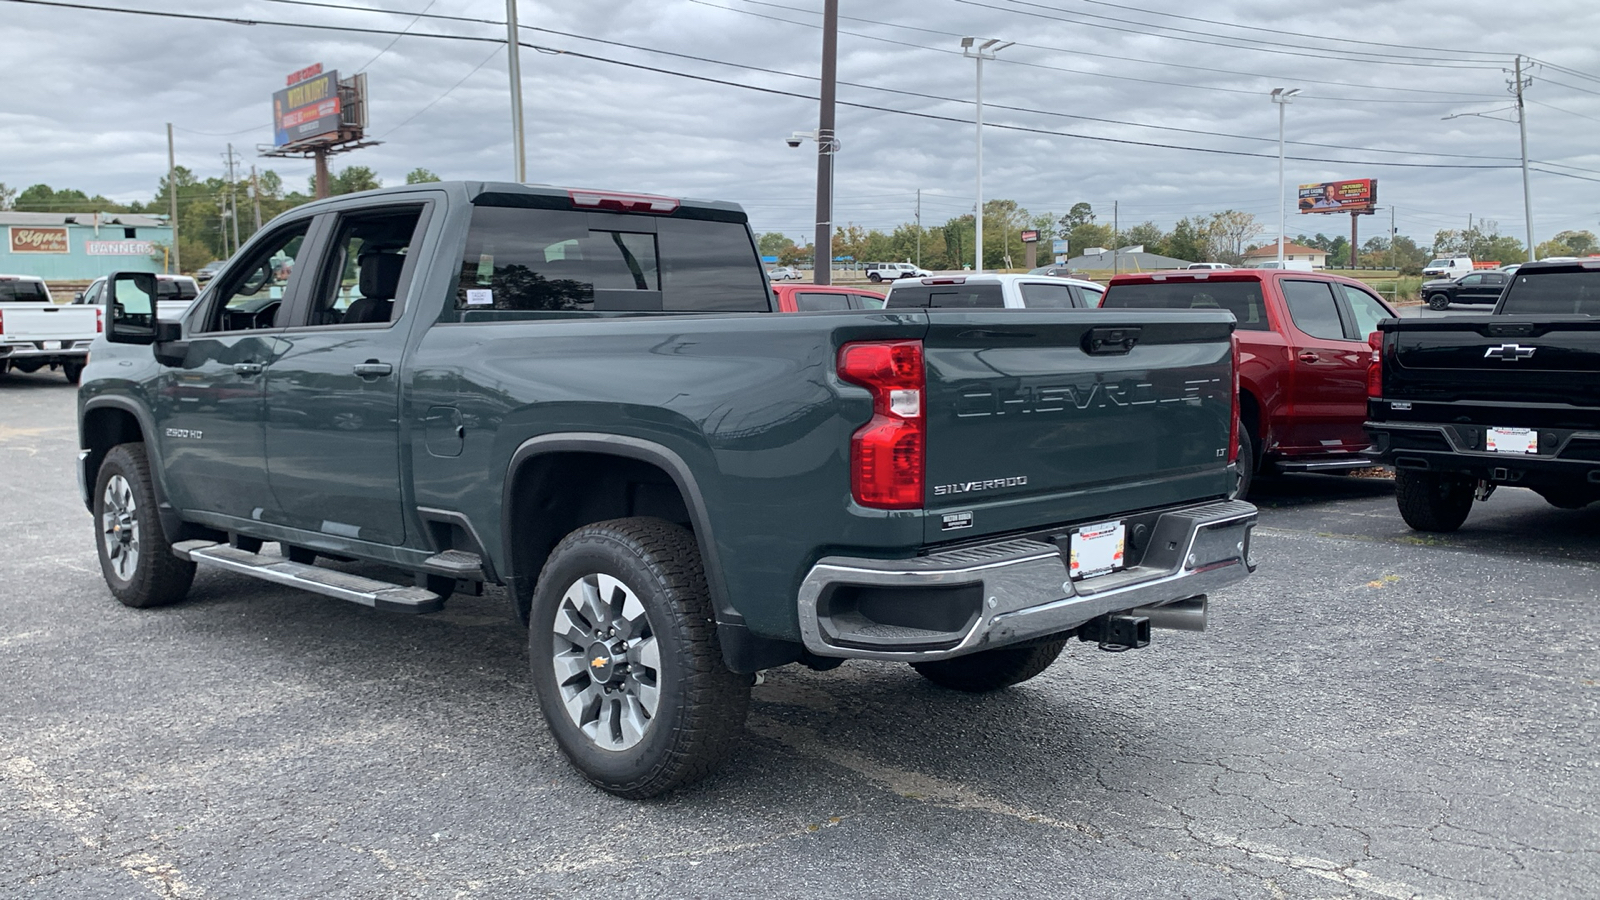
[1427,259,1450,268]
[1498,270,1600,316]
[0,280,49,302]
[886,283,1004,308]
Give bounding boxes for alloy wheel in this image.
[101,474,140,582]
[550,573,661,752]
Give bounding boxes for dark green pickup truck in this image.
[79,182,1256,797]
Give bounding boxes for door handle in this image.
[1297,351,1319,363]
[353,361,392,378]
[233,362,263,375]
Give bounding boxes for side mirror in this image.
[106,272,179,345]
[74,291,84,303]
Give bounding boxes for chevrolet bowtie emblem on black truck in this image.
[1484,343,1536,361]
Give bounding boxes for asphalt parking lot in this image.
[2,367,1596,899]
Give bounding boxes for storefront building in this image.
[1,212,173,281]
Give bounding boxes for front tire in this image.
[867,272,882,283]
[1394,470,1474,532]
[911,640,1067,692]
[529,518,752,799]
[1427,293,1450,310]
[94,443,195,608]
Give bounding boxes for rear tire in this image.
[1394,470,1474,532]
[1230,417,1255,500]
[911,640,1067,692]
[94,443,195,608]
[529,517,752,799]
[62,361,84,384]
[1536,489,1593,510]
[1427,293,1450,310]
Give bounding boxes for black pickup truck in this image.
[80,181,1257,797]
[1367,259,1600,530]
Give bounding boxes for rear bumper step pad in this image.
[172,540,443,613]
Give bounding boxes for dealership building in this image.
[1,211,173,282]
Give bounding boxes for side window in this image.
[304,206,425,327]
[83,281,103,304]
[853,293,886,310]
[1339,285,1390,341]
[1282,280,1345,341]
[1019,281,1075,309]
[1485,274,1506,286]
[1458,274,1482,286]
[794,291,850,311]
[1074,285,1104,308]
[203,221,311,332]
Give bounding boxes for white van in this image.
[1422,256,1474,279]
[1255,260,1314,272]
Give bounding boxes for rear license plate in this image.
[42,340,61,351]
[1070,521,1126,581]
[1486,426,1536,454]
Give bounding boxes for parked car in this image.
[194,260,227,283]
[1420,270,1509,310]
[81,180,1256,798]
[1027,264,1072,277]
[0,274,99,382]
[1367,259,1600,530]
[767,266,802,281]
[1497,263,1522,277]
[1102,268,1399,498]
[884,273,1104,309]
[76,274,200,320]
[863,261,931,283]
[1422,256,1474,279]
[1186,262,1234,270]
[773,283,884,312]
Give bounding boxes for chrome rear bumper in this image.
[797,499,1257,661]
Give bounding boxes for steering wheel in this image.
[251,300,280,329]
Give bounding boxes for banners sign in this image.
[1298,178,1377,214]
[9,227,69,254]
[86,240,154,256]
[1020,229,1039,243]
[273,67,342,148]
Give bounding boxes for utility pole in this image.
[1514,55,1535,262]
[1269,88,1301,266]
[506,0,527,182]
[250,165,263,234]
[166,123,179,274]
[1468,213,1473,260]
[225,144,240,253]
[814,0,839,285]
[915,191,924,266]
[1390,206,1397,272]
[1112,200,1119,274]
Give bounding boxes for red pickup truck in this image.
[1102,269,1398,497]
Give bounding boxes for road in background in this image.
[2,369,1596,898]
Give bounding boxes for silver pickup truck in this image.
[0,274,100,383]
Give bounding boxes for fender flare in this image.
[80,395,184,542]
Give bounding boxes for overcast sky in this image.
[5,0,1599,248]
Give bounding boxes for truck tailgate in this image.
[921,309,1236,543]
[0,304,98,341]
[1384,317,1600,409]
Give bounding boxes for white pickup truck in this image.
[74,274,200,322]
[0,274,100,383]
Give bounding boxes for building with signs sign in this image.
[0,212,170,281]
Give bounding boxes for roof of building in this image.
[1244,240,1325,258]
[1066,246,1192,271]
[0,211,169,227]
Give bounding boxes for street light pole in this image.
[1515,54,1535,262]
[1270,87,1301,266]
[506,0,527,183]
[963,37,1012,272]
[814,0,839,285]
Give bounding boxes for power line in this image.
[722,0,1502,100]
[1528,57,1600,85]
[378,44,503,138]
[953,0,1508,70]
[0,0,1529,171]
[1535,75,1600,98]
[355,0,439,73]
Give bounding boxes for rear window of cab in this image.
[1101,280,1270,330]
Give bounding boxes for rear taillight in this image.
[838,340,925,509]
[1367,331,1383,399]
[0,309,5,335]
[1228,335,1241,464]
[95,307,103,334]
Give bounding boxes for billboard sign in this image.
[9,227,69,254]
[1020,229,1039,243]
[1051,239,1070,255]
[1298,179,1376,214]
[273,67,342,148]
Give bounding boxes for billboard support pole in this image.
[166,122,179,275]
[314,148,330,199]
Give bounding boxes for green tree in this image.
[1057,202,1095,232]
[1536,229,1598,259]
[13,184,125,213]
[313,165,382,197]
[757,231,797,259]
[1121,221,1167,255]
[405,167,441,185]
[1206,211,1263,265]
[1167,216,1208,262]
[0,182,15,210]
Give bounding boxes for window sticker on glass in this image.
[466,289,494,306]
[476,253,494,284]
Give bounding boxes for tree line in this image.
[0,167,439,272]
